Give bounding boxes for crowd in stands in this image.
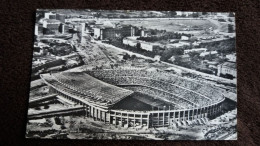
[125,86,191,109]
[87,69,224,108]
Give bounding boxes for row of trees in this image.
[137,32,192,42]
[199,38,236,54]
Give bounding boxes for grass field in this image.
[117,19,218,32]
[112,92,174,111]
[112,93,152,111]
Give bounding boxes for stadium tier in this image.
[87,69,224,106]
[41,72,134,107]
[38,69,225,128]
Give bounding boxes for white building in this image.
[141,30,151,37]
[65,18,89,23]
[154,55,161,61]
[184,48,207,54]
[34,24,38,36]
[181,36,189,41]
[123,37,159,52]
[176,11,193,16]
[166,41,190,48]
[123,38,138,47]
[192,41,201,47]
[44,12,56,19]
[93,27,103,39]
[217,62,237,78]
[200,51,218,57]
[226,53,236,62]
[140,42,159,52]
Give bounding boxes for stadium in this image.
[40,68,225,128]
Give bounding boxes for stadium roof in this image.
[41,72,134,106]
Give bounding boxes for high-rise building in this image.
[43,19,61,34]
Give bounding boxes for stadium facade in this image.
[40,69,225,128]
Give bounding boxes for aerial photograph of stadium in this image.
[26,9,237,140]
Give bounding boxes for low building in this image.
[184,48,207,54]
[181,36,189,41]
[176,11,193,17]
[166,41,190,48]
[122,37,159,52]
[226,53,236,62]
[154,55,161,61]
[180,54,191,62]
[168,39,179,43]
[200,51,218,57]
[217,62,237,78]
[140,41,159,51]
[192,41,201,47]
[123,37,138,47]
[65,18,89,23]
[205,61,219,69]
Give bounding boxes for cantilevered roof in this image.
[41,72,134,106]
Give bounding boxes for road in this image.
[66,17,207,23]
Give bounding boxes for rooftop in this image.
[221,62,236,69]
[180,54,190,58]
[43,19,61,24]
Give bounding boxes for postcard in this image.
[26,9,237,140]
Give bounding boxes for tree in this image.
[136,42,141,49]
[189,52,200,58]
[151,29,157,35]
[217,58,228,64]
[189,36,198,43]
[131,55,137,60]
[123,53,131,60]
[228,12,235,17]
[43,105,49,109]
[94,12,102,18]
[173,56,182,65]
[174,48,184,55]
[192,12,199,18]
[204,53,215,61]
[168,11,177,17]
[120,15,125,18]
[228,24,234,33]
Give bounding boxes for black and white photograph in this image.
[26,9,237,140]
